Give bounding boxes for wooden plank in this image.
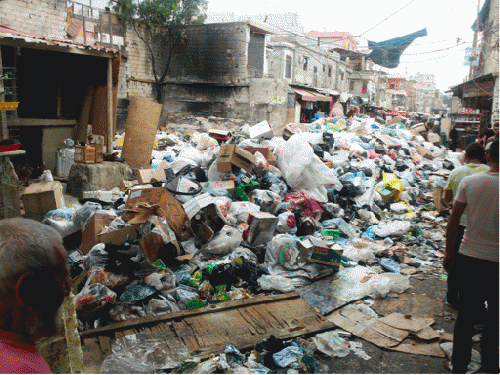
[76,85,94,143]
[80,293,301,338]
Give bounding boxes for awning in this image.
[316,88,340,96]
[292,87,332,102]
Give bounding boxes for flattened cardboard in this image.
[415,145,435,160]
[21,182,65,222]
[217,144,257,172]
[121,97,163,169]
[139,223,180,262]
[120,180,138,192]
[124,187,186,237]
[378,313,434,332]
[205,181,235,198]
[182,193,215,220]
[427,133,441,147]
[386,116,406,126]
[98,225,139,247]
[243,146,277,166]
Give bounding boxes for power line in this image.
[359,0,417,37]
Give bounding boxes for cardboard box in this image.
[305,238,343,270]
[139,219,180,262]
[124,187,186,237]
[386,116,406,126]
[244,146,277,166]
[209,129,231,141]
[415,145,435,160]
[74,145,96,164]
[427,133,441,147]
[378,188,400,203]
[21,182,65,222]
[205,181,235,198]
[217,144,257,172]
[182,193,215,220]
[80,212,116,254]
[136,160,168,184]
[245,212,279,246]
[249,120,274,139]
[120,180,138,191]
[410,123,427,136]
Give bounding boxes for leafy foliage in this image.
[112,0,207,101]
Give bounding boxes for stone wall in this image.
[161,78,288,131]
[0,0,67,38]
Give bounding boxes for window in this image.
[313,66,318,74]
[340,72,344,81]
[328,65,332,77]
[285,55,292,79]
[303,56,308,70]
[323,65,326,72]
[350,81,355,90]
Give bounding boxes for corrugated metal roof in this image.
[0,23,119,56]
[291,87,332,102]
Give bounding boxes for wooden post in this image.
[107,58,113,153]
[0,47,8,140]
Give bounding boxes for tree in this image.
[112,0,208,102]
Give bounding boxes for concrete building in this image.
[412,72,437,112]
[303,31,359,52]
[384,74,408,111]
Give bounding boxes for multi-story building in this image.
[303,31,359,52]
[412,72,437,112]
[384,74,409,111]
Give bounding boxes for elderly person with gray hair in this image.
[0,218,70,373]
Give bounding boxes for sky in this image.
[90,0,483,91]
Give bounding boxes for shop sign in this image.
[464,47,480,66]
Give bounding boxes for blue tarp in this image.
[368,28,428,69]
[471,0,491,31]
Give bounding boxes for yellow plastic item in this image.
[382,172,405,192]
[0,102,19,111]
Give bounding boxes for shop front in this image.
[290,86,335,123]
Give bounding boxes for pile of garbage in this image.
[42,111,461,370]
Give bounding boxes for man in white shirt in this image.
[443,140,499,373]
[443,143,490,308]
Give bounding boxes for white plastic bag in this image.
[373,221,411,238]
[227,202,260,223]
[204,225,243,256]
[312,330,350,358]
[366,273,411,298]
[278,134,342,202]
[257,274,295,293]
[265,234,301,270]
[196,133,219,150]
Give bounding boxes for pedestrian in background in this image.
[442,143,490,309]
[443,140,499,374]
[0,218,70,373]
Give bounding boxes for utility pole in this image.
[469,0,481,79]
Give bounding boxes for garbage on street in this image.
[8,103,468,372]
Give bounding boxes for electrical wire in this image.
[358,0,417,37]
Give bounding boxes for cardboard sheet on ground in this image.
[328,306,445,357]
[372,294,444,318]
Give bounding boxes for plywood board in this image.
[121,97,162,169]
[80,293,334,372]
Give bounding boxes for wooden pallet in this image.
[80,293,335,373]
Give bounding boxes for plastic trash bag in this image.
[88,265,130,289]
[74,202,102,229]
[373,221,411,238]
[278,134,342,202]
[119,285,157,303]
[229,247,258,267]
[195,133,219,150]
[276,212,297,234]
[257,274,295,293]
[272,345,304,368]
[146,297,180,317]
[312,330,350,358]
[74,282,117,321]
[109,303,148,323]
[203,225,243,256]
[248,189,281,214]
[144,269,176,291]
[265,234,301,270]
[82,244,109,270]
[100,333,190,373]
[227,202,260,223]
[366,273,411,298]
